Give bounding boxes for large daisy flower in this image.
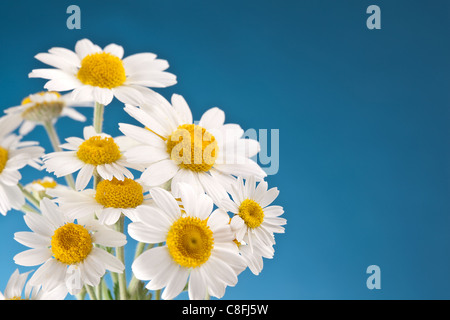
[0,115,44,215]
[48,177,153,225]
[129,183,246,300]
[119,93,266,204]
[43,125,142,191]
[220,176,286,251]
[29,38,177,106]
[4,91,92,136]
[0,269,67,300]
[13,198,126,295]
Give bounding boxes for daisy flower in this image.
[220,176,286,251]
[43,125,142,191]
[0,115,44,215]
[119,93,266,204]
[129,183,246,300]
[4,91,92,136]
[0,269,67,300]
[29,38,177,106]
[48,177,153,225]
[13,198,126,295]
[24,176,67,201]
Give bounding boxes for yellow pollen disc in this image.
[238,199,265,229]
[9,296,25,300]
[166,124,218,172]
[34,179,58,189]
[0,147,8,174]
[167,216,214,268]
[95,177,144,208]
[76,136,121,165]
[51,223,93,265]
[77,52,126,89]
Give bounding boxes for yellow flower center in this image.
[34,179,58,189]
[76,136,121,165]
[51,223,93,265]
[167,216,214,268]
[166,124,218,172]
[9,296,26,300]
[77,52,126,89]
[95,177,144,208]
[21,91,64,122]
[0,147,8,174]
[238,199,265,229]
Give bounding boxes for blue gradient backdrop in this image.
[1,0,450,299]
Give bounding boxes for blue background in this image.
[1,0,450,299]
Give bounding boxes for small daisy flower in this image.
[129,183,246,300]
[0,115,45,215]
[48,177,153,225]
[221,176,286,251]
[24,176,67,201]
[43,125,142,191]
[29,38,177,106]
[13,198,126,295]
[119,93,266,204]
[0,269,67,300]
[4,91,92,136]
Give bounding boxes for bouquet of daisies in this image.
[0,39,286,300]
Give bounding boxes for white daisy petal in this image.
[171,94,193,125]
[104,43,124,59]
[132,246,171,280]
[75,38,101,59]
[112,85,145,106]
[188,268,207,300]
[14,249,52,267]
[90,247,125,273]
[150,187,182,221]
[93,87,114,105]
[75,164,94,190]
[198,107,225,130]
[162,265,189,300]
[141,159,179,187]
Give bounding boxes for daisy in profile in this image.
[48,177,153,225]
[29,38,177,106]
[13,198,126,295]
[129,183,246,300]
[220,176,286,251]
[43,125,142,191]
[119,93,266,204]
[0,269,67,300]
[24,176,67,201]
[4,91,92,136]
[0,115,44,215]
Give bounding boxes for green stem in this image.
[42,121,75,189]
[128,242,148,296]
[85,285,97,300]
[93,102,105,134]
[75,286,86,300]
[115,215,127,300]
[21,203,39,214]
[17,183,40,209]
